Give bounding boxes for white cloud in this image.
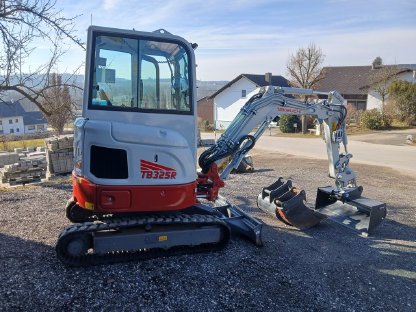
[103,0,121,11]
[194,26,416,80]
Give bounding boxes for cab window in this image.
[90,34,192,114]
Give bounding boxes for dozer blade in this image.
[315,186,387,236]
[257,178,326,229]
[214,196,263,246]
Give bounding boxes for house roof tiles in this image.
[209,73,289,99]
[23,111,47,125]
[0,101,26,117]
[0,101,47,125]
[317,65,414,95]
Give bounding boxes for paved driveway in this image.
[349,129,416,146]
[202,131,416,176]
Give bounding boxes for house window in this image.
[356,101,366,110]
[0,120,2,125]
[28,125,35,131]
[9,119,12,124]
[10,129,14,134]
[242,90,247,98]
[15,118,18,123]
[37,124,44,130]
[347,100,367,111]
[16,128,19,133]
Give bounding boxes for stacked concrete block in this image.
[45,135,74,177]
[0,152,20,168]
[0,158,47,185]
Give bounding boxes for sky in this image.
[41,0,416,81]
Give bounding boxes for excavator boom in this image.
[198,86,386,235]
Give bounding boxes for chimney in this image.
[265,72,272,85]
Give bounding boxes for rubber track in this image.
[56,214,231,267]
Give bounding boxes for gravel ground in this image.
[0,150,415,312]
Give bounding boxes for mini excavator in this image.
[56,26,386,266]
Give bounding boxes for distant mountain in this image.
[196,80,228,100]
[1,73,84,112]
[1,74,227,111]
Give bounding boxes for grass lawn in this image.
[0,138,46,152]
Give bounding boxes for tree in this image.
[41,73,74,134]
[0,0,84,116]
[368,62,398,114]
[388,80,416,125]
[372,56,382,69]
[286,43,325,133]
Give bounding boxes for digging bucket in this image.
[275,188,327,229]
[257,178,326,229]
[257,177,291,216]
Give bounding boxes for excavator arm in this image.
[197,86,386,236]
[199,86,354,189]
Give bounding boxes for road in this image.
[202,131,416,176]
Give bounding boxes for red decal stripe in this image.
[140,160,175,172]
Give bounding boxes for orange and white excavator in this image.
[56,26,386,266]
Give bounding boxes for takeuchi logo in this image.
[140,160,177,179]
[277,107,302,114]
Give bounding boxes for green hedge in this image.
[279,115,300,133]
[360,109,392,130]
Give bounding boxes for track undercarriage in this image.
[57,199,262,267]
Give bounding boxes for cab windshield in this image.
[89,34,192,114]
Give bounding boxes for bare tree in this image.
[42,73,74,134]
[0,0,84,116]
[286,43,325,133]
[368,62,398,114]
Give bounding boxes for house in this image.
[23,111,48,134]
[0,101,48,135]
[209,73,290,129]
[197,96,214,126]
[317,64,416,110]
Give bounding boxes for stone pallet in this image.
[0,150,47,185]
[45,135,73,152]
[2,168,46,179]
[0,152,20,168]
[45,135,74,176]
[5,176,42,186]
[0,136,73,184]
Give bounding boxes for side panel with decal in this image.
[140,160,177,180]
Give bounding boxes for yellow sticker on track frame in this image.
[158,235,168,242]
[84,202,94,210]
